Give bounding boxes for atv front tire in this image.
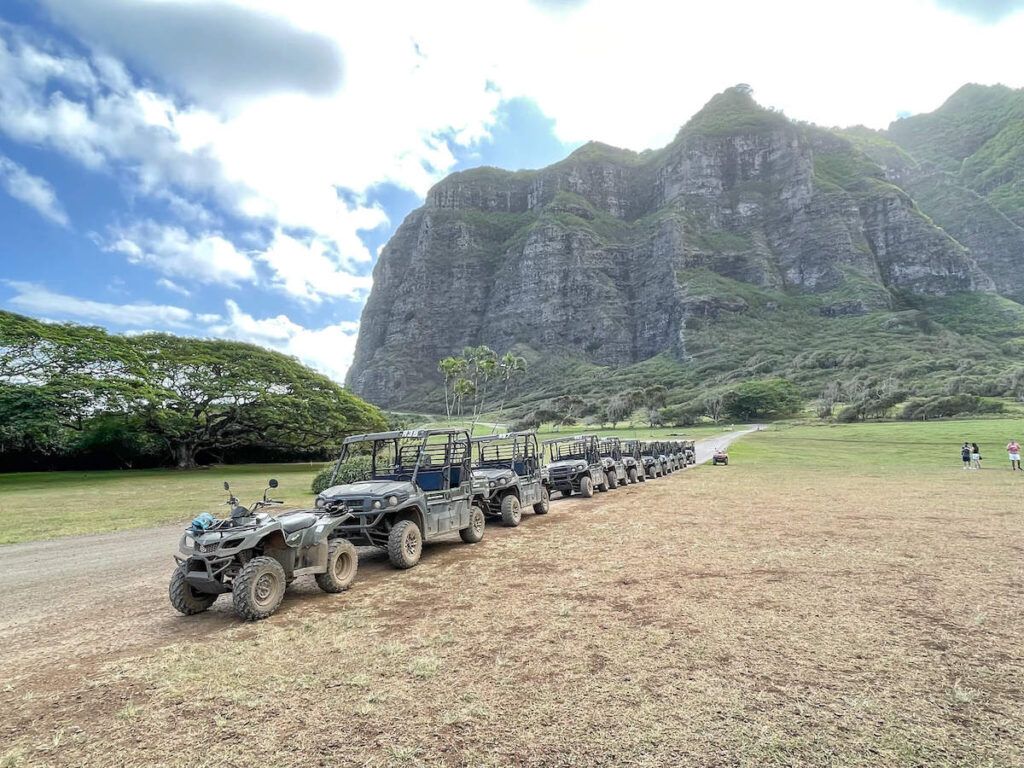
[460,503,486,543]
[579,476,594,498]
[316,539,358,593]
[388,520,422,569]
[534,487,550,515]
[169,566,218,615]
[500,495,522,527]
[232,556,286,621]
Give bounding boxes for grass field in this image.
[0,424,734,545]
[2,418,1022,766]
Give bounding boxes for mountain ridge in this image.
[347,84,1024,412]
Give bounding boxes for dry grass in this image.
[3,426,1023,766]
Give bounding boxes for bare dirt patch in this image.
[2,433,1023,767]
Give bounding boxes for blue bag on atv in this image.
[190,512,217,531]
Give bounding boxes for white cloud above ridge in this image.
[0,154,69,226]
[5,280,194,327]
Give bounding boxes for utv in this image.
[317,429,487,569]
[681,439,697,466]
[620,439,646,483]
[668,441,688,471]
[654,441,675,475]
[640,441,662,479]
[543,434,608,498]
[170,479,358,621]
[598,437,629,489]
[472,431,550,526]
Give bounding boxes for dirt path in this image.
[0,429,755,691]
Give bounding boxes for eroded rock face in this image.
[346,88,996,407]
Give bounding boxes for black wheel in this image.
[232,556,286,621]
[169,566,218,615]
[500,494,522,527]
[388,520,422,568]
[579,476,594,498]
[647,467,656,479]
[628,467,639,484]
[605,472,617,490]
[723,458,729,465]
[460,503,486,543]
[561,488,573,498]
[534,486,550,515]
[315,539,358,593]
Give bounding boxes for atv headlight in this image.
[388,495,398,507]
[372,499,383,510]
[184,535,195,549]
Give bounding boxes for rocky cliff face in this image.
[347,87,1009,408]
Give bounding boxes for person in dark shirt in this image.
[961,443,972,470]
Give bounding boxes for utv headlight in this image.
[576,463,586,471]
[489,481,496,488]
[315,497,326,509]
[388,495,399,507]
[498,477,508,485]
[372,500,383,510]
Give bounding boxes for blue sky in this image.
[1,0,1022,381]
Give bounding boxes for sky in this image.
[1,0,1022,384]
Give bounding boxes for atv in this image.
[598,437,629,488]
[543,434,608,498]
[620,439,646,483]
[472,431,550,526]
[712,447,729,465]
[316,429,487,569]
[170,479,358,621]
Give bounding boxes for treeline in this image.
[0,311,386,471]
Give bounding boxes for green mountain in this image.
[347,85,1024,415]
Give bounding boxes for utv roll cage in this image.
[330,428,472,493]
[542,435,600,463]
[472,431,543,476]
[621,439,643,462]
[598,437,623,461]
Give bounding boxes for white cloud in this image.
[106,220,256,286]
[0,154,69,226]
[258,230,374,303]
[5,281,193,327]
[156,277,191,296]
[211,300,360,382]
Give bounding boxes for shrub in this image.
[311,455,373,494]
[900,395,1005,421]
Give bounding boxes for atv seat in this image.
[280,512,317,534]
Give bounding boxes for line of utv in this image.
[170,429,696,621]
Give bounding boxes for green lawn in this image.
[0,463,322,545]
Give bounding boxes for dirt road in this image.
[0,429,755,690]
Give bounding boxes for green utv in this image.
[316,429,487,569]
[471,431,550,526]
[598,437,629,488]
[170,479,358,621]
[543,434,608,498]
[620,439,647,483]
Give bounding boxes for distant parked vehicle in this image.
[681,440,696,465]
[471,431,550,526]
[170,479,357,621]
[712,447,729,465]
[598,437,629,488]
[655,441,676,475]
[316,429,487,569]
[639,441,662,479]
[620,439,646,483]
[543,434,608,498]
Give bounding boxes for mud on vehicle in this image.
[316,429,487,570]
[170,479,358,621]
[598,437,629,489]
[543,434,608,498]
[620,439,646,483]
[472,431,550,526]
[681,439,697,466]
[639,441,662,479]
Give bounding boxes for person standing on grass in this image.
[1007,440,1022,471]
[971,442,982,470]
[962,442,972,469]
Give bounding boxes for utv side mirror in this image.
[268,478,279,488]
[224,481,230,491]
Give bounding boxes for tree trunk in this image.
[173,443,198,469]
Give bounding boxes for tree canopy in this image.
[0,311,386,470]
